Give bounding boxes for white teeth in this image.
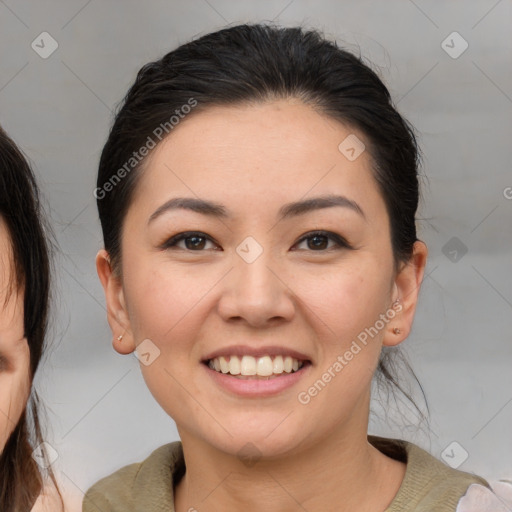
[229,355,241,375]
[219,356,230,373]
[240,355,256,375]
[257,355,273,376]
[273,355,284,374]
[208,354,304,377]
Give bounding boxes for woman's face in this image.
[0,216,30,453]
[99,99,426,458]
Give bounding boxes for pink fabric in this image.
[456,481,512,512]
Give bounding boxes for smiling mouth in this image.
[204,354,309,379]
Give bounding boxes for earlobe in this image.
[112,331,135,355]
[383,241,428,347]
[95,249,136,355]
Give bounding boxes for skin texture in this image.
[0,216,30,454]
[97,98,428,511]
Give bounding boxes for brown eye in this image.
[184,235,207,250]
[293,231,351,252]
[0,355,9,372]
[161,232,220,251]
[307,234,329,250]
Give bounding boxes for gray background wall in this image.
[1,0,511,502]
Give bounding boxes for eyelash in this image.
[160,230,352,252]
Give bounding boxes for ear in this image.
[383,240,428,347]
[96,249,135,355]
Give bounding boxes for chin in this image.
[204,426,307,463]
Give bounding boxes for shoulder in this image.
[30,482,82,512]
[31,486,61,512]
[456,480,512,512]
[369,436,490,511]
[82,442,184,512]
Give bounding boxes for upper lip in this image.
[202,345,311,363]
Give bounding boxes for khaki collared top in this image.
[83,436,489,512]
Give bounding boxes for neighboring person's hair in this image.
[0,126,59,511]
[96,23,426,420]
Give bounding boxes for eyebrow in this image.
[148,194,366,225]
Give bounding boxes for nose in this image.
[217,249,295,328]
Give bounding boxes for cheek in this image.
[123,265,209,420]
[295,263,390,341]
[292,270,385,425]
[123,262,215,345]
[291,262,391,403]
[0,372,31,453]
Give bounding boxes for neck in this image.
[174,418,405,512]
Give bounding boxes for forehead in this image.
[0,216,24,343]
[0,216,14,284]
[130,99,386,223]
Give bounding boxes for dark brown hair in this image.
[96,23,427,421]
[0,125,61,511]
